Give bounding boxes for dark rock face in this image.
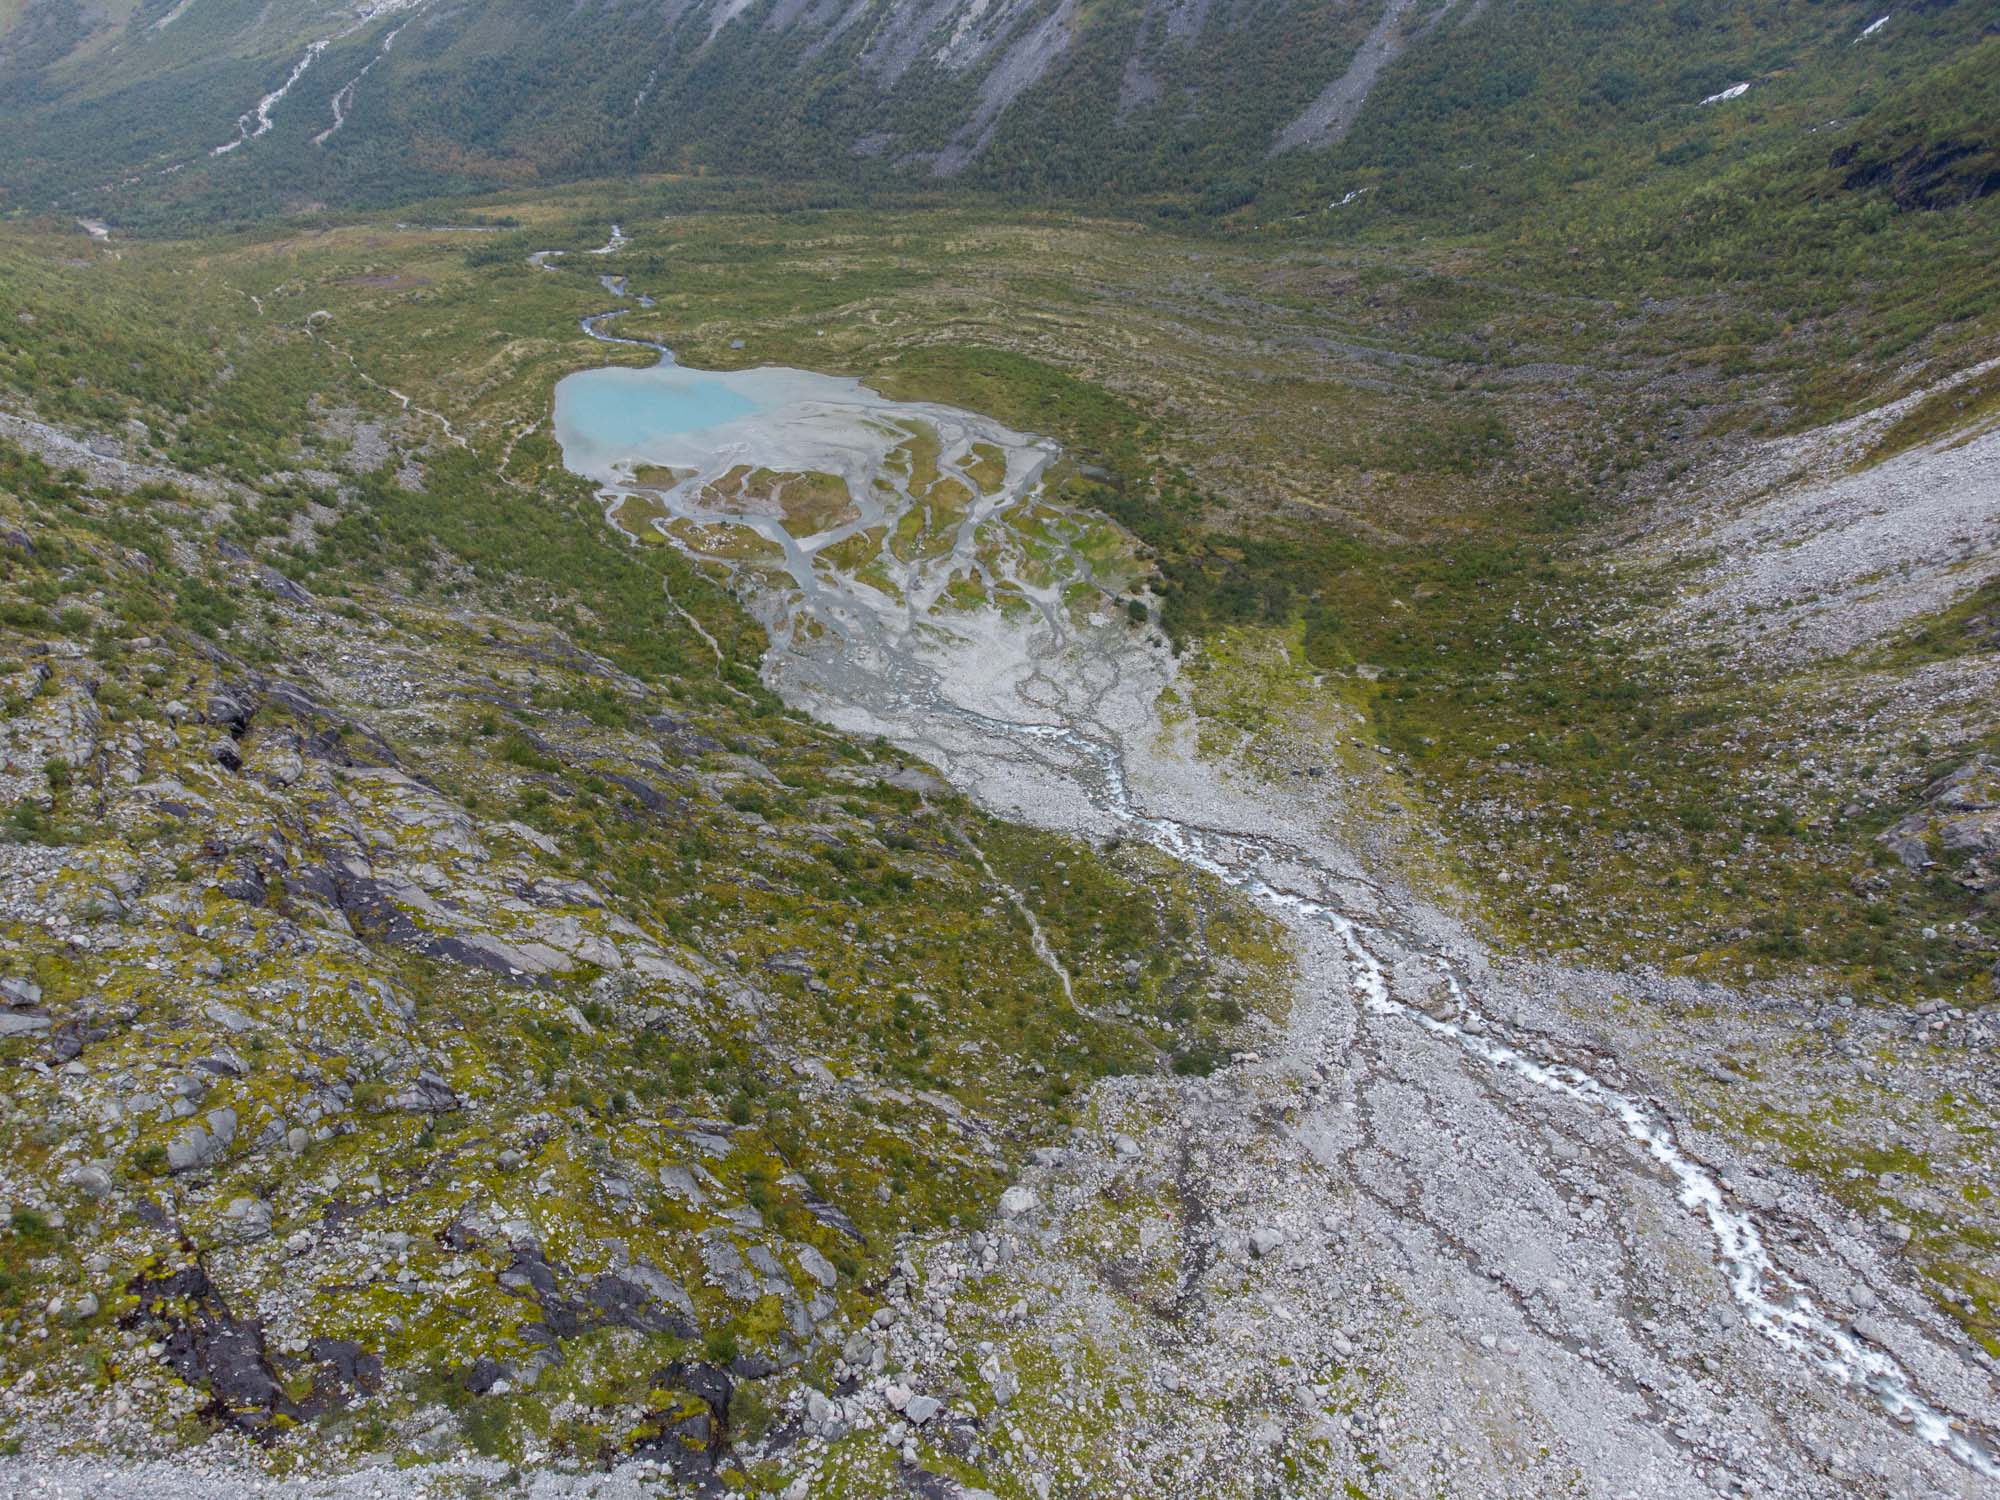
[441,1211,488,1253]
[387,1071,462,1113]
[495,1240,703,1349]
[216,871,267,904]
[204,690,252,734]
[331,872,539,983]
[283,865,342,909]
[632,1360,735,1491]
[898,1463,965,1500]
[600,769,675,814]
[123,1265,374,1438]
[1881,811,1931,871]
[45,1019,87,1065]
[803,1191,863,1242]
[1928,756,2000,812]
[460,1356,511,1395]
[256,564,313,606]
[661,1358,733,1416]
[307,1338,384,1399]
[497,1241,567,1305]
[587,1273,698,1337]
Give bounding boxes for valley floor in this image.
[0,201,1996,1497]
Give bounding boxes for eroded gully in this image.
[558,258,2000,1484]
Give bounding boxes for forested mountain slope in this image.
[0,0,1993,226]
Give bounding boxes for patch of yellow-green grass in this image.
[608,491,671,543]
[696,465,856,537]
[927,475,973,522]
[695,463,758,511]
[889,501,954,565]
[815,526,888,574]
[888,511,923,564]
[663,516,785,562]
[938,571,990,611]
[992,582,1036,619]
[1069,511,1141,582]
[809,1435,909,1498]
[962,441,1008,494]
[763,469,858,538]
[854,558,904,602]
[887,421,943,497]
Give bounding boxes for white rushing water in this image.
[548,248,1999,1480]
[212,0,425,156]
[313,21,409,146]
[927,708,2000,1478]
[213,43,329,155]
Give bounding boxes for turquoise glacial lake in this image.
[551,359,911,487]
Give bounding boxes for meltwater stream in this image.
[555,267,2000,1480]
[976,713,2000,1478]
[1064,724,2000,1480]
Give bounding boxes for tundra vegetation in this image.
[0,0,1995,1491]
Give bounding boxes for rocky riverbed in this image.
[526,283,2000,1492]
[745,499,2000,1497]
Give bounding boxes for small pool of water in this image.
[552,359,906,483]
[553,365,756,451]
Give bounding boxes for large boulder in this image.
[166,1107,236,1173]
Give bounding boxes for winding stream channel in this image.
[546,233,1999,1484]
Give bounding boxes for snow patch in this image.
[1700,80,1750,105]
